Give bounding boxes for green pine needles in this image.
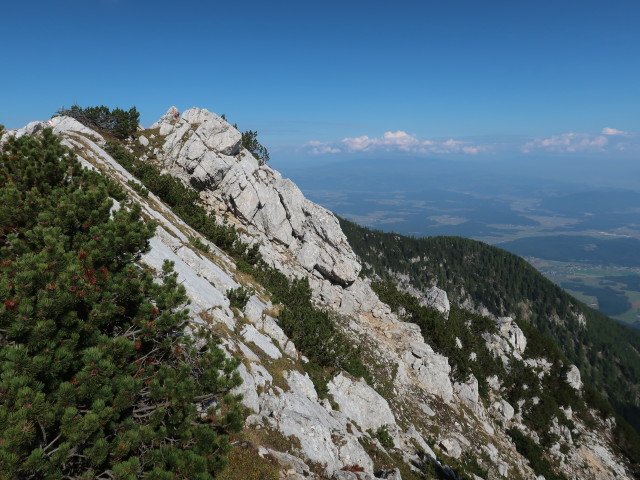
[56,105,140,139]
[240,130,269,165]
[0,130,243,479]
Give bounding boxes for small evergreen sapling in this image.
[241,130,270,165]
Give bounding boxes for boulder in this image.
[401,341,453,403]
[439,438,462,459]
[327,373,396,432]
[492,399,515,422]
[453,375,480,412]
[496,317,527,355]
[240,324,282,359]
[565,364,582,390]
[423,287,450,316]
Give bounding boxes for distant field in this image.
[526,258,640,327]
[499,235,640,267]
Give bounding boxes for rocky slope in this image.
[2,108,634,480]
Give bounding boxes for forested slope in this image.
[339,218,640,434]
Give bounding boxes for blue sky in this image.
[2,0,639,165]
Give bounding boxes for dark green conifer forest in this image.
[0,130,242,479]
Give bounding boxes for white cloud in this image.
[341,135,376,152]
[302,140,341,155]
[339,131,422,152]
[380,130,421,150]
[522,132,608,153]
[303,127,638,157]
[602,127,628,136]
[337,131,489,155]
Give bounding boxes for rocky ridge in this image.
[2,109,633,480]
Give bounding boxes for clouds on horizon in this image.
[522,132,609,153]
[523,127,635,154]
[602,127,629,136]
[302,127,636,156]
[303,140,341,155]
[303,131,491,156]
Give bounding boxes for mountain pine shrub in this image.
[56,105,140,139]
[241,130,269,165]
[0,130,243,479]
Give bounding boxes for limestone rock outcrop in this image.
[151,107,360,287]
[327,373,396,432]
[254,371,374,475]
[565,364,583,390]
[496,317,527,355]
[483,316,527,365]
[399,339,454,403]
[423,286,451,316]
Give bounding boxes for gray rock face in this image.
[286,371,318,401]
[439,438,462,459]
[493,399,515,422]
[496,317,527,355]
[233,363,260,412]
[151,107,361,286]
[423,287,450,316]
[327,373,396,432]
[258,447,312,477]
[453,375,480,412]
[151,106,241,156]
[565,364,582,390]
[483,316,527,365]
[2,116,104,143]
[257,384,374,474]
[524,357,553,378]
[240,324,282,359]
[398,339,454,403]
[550,417,573,445]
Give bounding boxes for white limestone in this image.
[240,324,282,359]
[327,373,396,432]
[566,364,583,390]
[151,106,361,286]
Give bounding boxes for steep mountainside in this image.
[339,221,640,445]
[1,108,637,479]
